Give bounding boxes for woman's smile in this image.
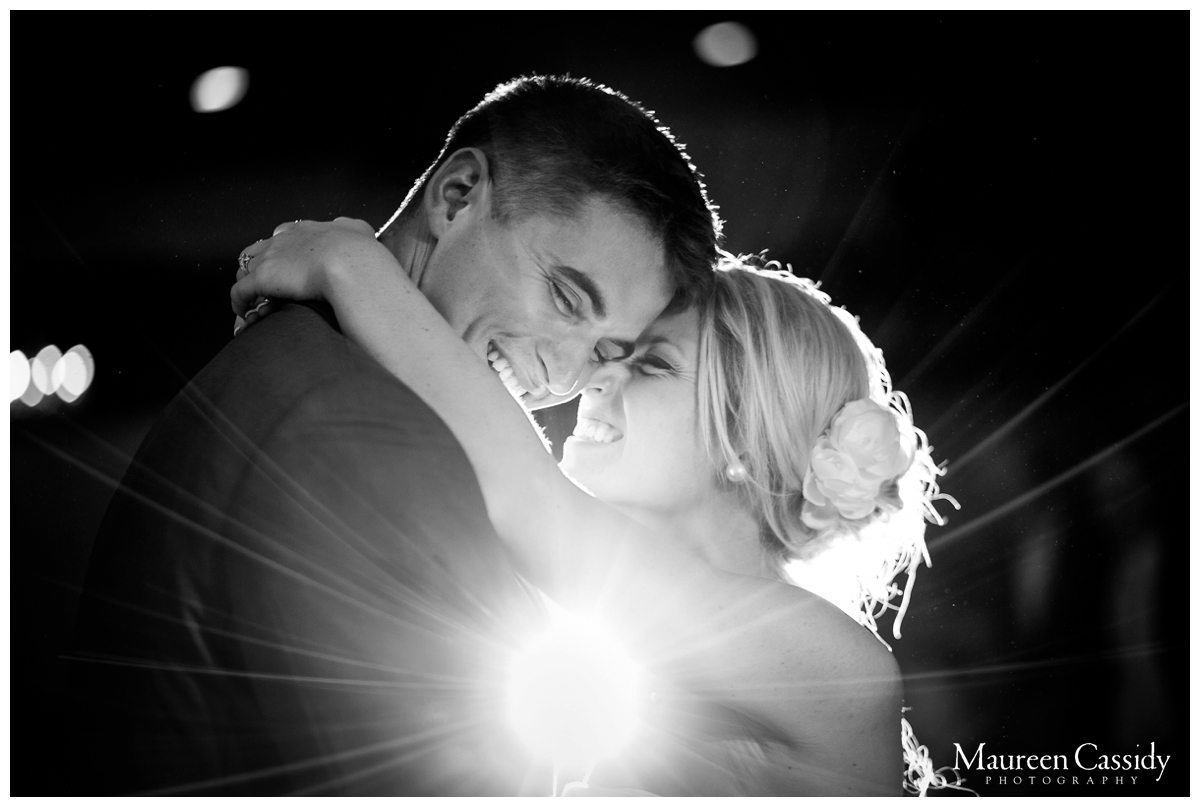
[570,416,624,444]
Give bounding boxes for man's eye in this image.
[591,338,636,364]
[550,282,577,316]
[591,341,619,363]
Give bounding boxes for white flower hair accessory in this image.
[801,398,917,529]
[787,388,959,649]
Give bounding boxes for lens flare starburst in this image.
[506,606,642,771]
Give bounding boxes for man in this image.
[68,76,720,795]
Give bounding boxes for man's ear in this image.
[424,147,491,239]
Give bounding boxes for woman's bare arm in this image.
[232,220,902,793]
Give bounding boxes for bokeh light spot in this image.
[14,344,96,407]
[19,378,44,407]
[54,345,95,403]
[57,344,95,400]
[190,66,249,113]
[31,345,62,395]
[693,21,758,67]
[10,350,30,402]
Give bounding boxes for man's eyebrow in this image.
[554,265,607,319]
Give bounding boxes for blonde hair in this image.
[697,253,954,638]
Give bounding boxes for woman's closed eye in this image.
[632,354,677,377]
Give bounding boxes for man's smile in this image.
[488,341,532,401]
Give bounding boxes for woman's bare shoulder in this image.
[769,577,900,681]
[755,580,904,794]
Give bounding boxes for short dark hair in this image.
[403,75,722,311]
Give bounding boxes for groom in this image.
[69,76,720,795]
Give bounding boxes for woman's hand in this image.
[231,217,395,334]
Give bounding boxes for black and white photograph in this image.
[9,10,1189,797]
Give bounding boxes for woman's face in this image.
[560,307,721,516]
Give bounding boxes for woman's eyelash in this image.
[635,355,675,375]
[550,281,577,315]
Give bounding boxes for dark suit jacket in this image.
[69,304,547,795]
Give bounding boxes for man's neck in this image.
[378,210,436,290]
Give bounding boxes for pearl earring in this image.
[725,462,748,482]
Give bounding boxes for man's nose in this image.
[538,340,595,397]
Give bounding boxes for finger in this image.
[231,275,261,318]
[244,297,275,328]
[233,316,246,337]
[272,219,302,237]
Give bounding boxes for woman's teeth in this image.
[572,417,623,444]
[488,343,528,399]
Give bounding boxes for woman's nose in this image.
[582,358,631,397]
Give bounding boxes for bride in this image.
[232,218,950,796]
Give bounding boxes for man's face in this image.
[419,195,673,410]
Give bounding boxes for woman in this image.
[231,218,952,795]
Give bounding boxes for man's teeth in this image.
[572,417,623,444]
[488,343,528,399]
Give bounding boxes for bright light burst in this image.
[506,605,642,768]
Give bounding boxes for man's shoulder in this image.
[199,303,417,415]
[139,303,446,467]
[210,302,371,385]
[109,302,464,527]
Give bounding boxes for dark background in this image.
[10,11,1189,796]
